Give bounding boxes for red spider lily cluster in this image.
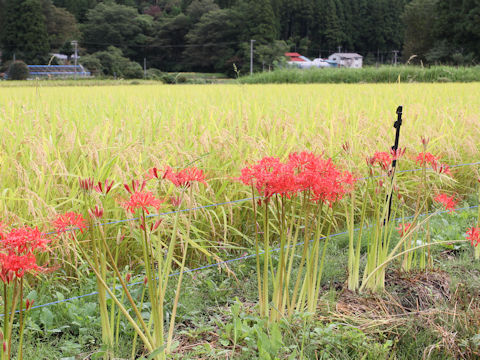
[240,152,356,205]
[123,191,163,214]
[122,166,206,214]
[0,226,50,282]
[367,152,392,171]
[416,152,451,175]
[397,223,412,236]
[466,227,480,247]
[147,166,207,188]
[434,193,458,212]
[88,205,104,219]
[53,212,88,233]
[367,148,405,172]
[94,179,114,195]
[79,178,114,195]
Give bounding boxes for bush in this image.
[175,74,187,83]
[79,56,103,76]
[7,61,29,80]
[81,47,143,79]
[145,68,163,80]
[161,73,176,84]
[122,61,143,79]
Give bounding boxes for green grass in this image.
[239,65,480,84]
[8,208,479,359]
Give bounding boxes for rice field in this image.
[1,82,479,222]
[1,82,480,359]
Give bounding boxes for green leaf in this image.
[146,345,167,360]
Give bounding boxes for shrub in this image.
[161,73,176,84]
[82,47,143,79]
[122,61,143,79]
[7,60,29,80]
[175,74,187,83]
[145,68,163,80]
[79,55,103,76]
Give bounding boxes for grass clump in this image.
[239,65,480,84]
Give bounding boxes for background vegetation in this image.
[0,0,479,76]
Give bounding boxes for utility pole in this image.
[338,45,342,53]
[250,39,256,75]
[392,50,399,66]
[71,40,78,80]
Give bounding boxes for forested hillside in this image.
[0,0,479,75]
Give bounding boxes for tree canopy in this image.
[1,0,479,74]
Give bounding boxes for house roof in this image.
[329,53,363,59]
[285,53,312,62]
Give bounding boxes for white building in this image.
[327,53,363,68]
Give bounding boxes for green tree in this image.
[186,0,219,21]
[240,0,277,43]
[402,0,437,63]
[81,46,143,78]
[151,14,192,71]
[256,40,288,70]
[81,2,154,62]
[432,0,480,63]
[42,1,79,50]
[185,8,244,73]
[52,0,99,22]
[0,0,50,63]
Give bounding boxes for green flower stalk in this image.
[240,152,354,320]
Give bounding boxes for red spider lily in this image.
[94,179,114,195]
[124,179,146,195]
[53,212,88,233]
[421,136,429,149]
[368,152,392,171]
[140,219,162,232]
[79,177,94,192]
[164,166,207,188]
[466,227,480,247]
[145,167,161,180]
[122,191,163,214]
[0,252,44,282]
[169,196,182,207]
[25,299,34,310]
[416,152,439,167]
[241,152,355,204]
[1,227,49,254]
[431,162,452,176]
[397,223,412,236]
[88,205,104,219]
[240,157,297,198]
[390,147,406,161]
[0,226,50,283]
[433,193,458,212]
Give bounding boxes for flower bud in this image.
[25,299,34,310]
[151,220,162,232]
[421,136,429,149]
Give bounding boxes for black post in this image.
[385,106,403,224]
